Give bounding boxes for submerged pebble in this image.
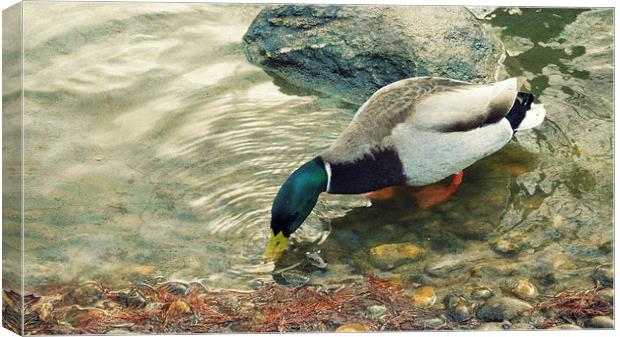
[366,304,387,318]
[335,323,367,332]
[586,316,614,329]
[412,286,436,308]
[423,317,445,329]
[444,295,473,322]
[509,322,533,330]
[306,251,328,269]
[477,322,505,330]
[476,296,533,322]
[278,271,310,286]
[597,288,613,304]
[369,243,426,270]
[591,264,613,287]
[163,300,191,323]
[502,279,539,300]
[471,286,494,300]
[551,324,582,330]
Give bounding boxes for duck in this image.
[262,76,546,262]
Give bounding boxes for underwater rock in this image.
[471,286,494,300]
[509,322,534,330]
[477,322,505,330]
[369,243,426,270]
[502,279,539,300]
[552,324,583,330]
[335,323,367,332]
[243,5,504,104]
[277,271,311,286]
[598,288,613,304]
[366,304,387,318]
[163,300,191,323]
[586,316,614,329]
[444,295,473,322]
[476,296,533,322]
[422,317,445,328]
[412,286,437,308]
[591,264,613,287]
[306,251,328,270]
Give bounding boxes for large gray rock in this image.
[243,5,504,104]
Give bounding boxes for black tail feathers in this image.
[506,92,534,131]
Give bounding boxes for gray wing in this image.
[321,77,520,164]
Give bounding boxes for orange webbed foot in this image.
[413,171,463,209]
[364,186,398,200]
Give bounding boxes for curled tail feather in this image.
[506,92,546,132]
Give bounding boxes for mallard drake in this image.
[263,76,546,262]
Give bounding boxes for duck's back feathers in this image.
[321,77,521,165]
[320,76,544,191]
[321,77,437,164]
[410,77,520,132]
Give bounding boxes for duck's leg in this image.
[364,186,398,200]
[412,171,463,209]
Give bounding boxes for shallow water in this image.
[5,4,612,296]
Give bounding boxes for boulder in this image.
[243,5,505,104]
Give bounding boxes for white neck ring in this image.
[323,160,332,193]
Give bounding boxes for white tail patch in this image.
[516,103,546,131]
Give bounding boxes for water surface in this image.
[6,4,613,296]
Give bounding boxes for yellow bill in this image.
[261,232,288,263]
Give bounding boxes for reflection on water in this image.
[5,4,612,296]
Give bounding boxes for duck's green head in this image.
[262,157,327,263]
